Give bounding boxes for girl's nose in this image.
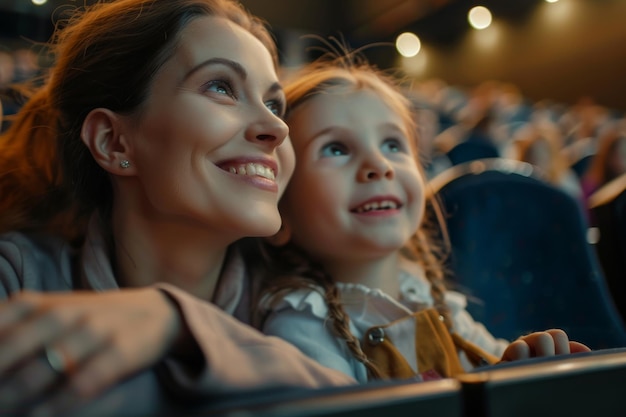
[357,153,394,182]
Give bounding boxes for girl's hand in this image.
[0,288,181,416]
[500,329,591,362]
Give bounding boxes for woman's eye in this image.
[265,99,285,118]
[203,80,234,97]
[320,142,348,157]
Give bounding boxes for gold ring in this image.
[44,345,76,376]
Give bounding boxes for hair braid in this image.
[403,194,454,331]
[257,242,383,380]
[410,230,452,329]
[316,270,384,380]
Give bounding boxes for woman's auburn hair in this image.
[0,0,277,242]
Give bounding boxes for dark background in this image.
[1,0,625,110]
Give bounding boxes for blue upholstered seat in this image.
[429,158,626,349]
[589,173,626,324]
[445,139,500,166]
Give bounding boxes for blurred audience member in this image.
[0,51,15,87]
[582,121,626,223]
[511,122,583,202]
[12,48,41,83]
[559,96,611,146]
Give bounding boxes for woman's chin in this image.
[243,215,282,238]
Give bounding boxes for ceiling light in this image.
[468,6,492,30]
[396,32,421,57]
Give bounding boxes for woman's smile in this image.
[217,158,279,192]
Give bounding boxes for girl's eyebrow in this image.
[305,122,403,143]
[304,126,344,145]
[380,122,406,133]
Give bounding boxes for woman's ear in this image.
[265,220,292,247]
[81,108,135,175]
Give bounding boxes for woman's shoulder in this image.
[0,231,75,293]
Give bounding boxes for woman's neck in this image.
[110,205,232,301]
[322,252,402,299]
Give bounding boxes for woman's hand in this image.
[500,329,591,362]
[0,288,181,416]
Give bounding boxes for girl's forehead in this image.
[291,88,404,127]
[287,87,417,150]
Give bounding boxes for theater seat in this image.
[589,173,626,323]
[460,348,626,417]
[428,158,626,349]
[446,139,500,166]
[205,378,463,417]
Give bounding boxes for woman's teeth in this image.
[227,163,276,180]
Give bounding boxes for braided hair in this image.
[257,44,451,379]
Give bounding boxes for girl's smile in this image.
[350,196,403,216]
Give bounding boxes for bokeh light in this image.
[468,6,492,30]
[396,32,421,57]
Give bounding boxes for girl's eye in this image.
[320,142,348,157]
[203,79,235,98]
[381,138,405,153]
[265,99,285,118]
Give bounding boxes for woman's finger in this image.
[0,308,81,375]
[0,289,180,415]
[0,318,108,411]
[0,294,36,332]
[0,354,58,411]
[29,340,126,417]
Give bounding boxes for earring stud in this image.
[120,160,130,169]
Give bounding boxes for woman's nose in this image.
[245,107,289,148]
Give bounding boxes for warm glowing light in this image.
[545,0,559,3]
[468,6,492,30]
[395,32,421,57]
[32,0,47,5]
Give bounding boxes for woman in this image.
[0,1,352,416]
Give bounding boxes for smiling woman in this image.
[0,0,352,416]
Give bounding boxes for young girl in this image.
[257,54,590,383]
[0,2,352,415]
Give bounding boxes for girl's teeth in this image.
[355,200,398,213]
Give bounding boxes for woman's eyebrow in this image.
[184,57,247,81]
[184,58,282,95]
